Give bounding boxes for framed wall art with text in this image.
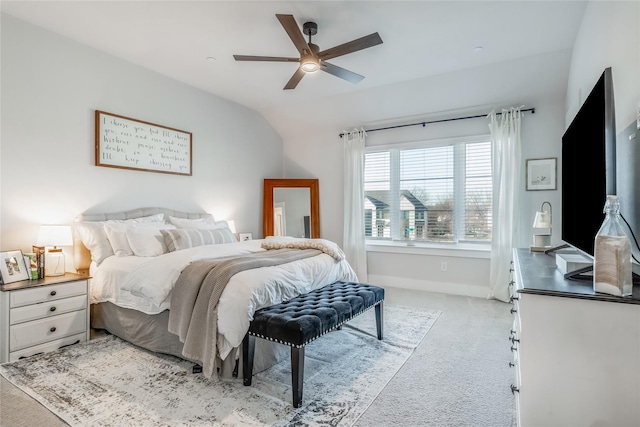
[95,110,192,176]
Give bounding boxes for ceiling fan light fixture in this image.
[234,14,383,89]
[300,56,320,73]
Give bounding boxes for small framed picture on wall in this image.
[526,158,557,191]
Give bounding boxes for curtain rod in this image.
[339,107,535,138]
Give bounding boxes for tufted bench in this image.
[242,281,384,407]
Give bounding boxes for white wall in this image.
[566,1,639,129]
[0,15,284,263]
[280,50,570,297]
[565,0,640,261]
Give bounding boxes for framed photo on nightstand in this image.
[239,233,253,241]
[0,250,29,284]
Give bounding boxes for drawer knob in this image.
[511,345,517,352]
[50,327,57,333]
[509,362,515,367]
[50,290,57,296]
[510,337,520,344]
[510,295,520,302]
[510,384,520,394]
[49,306,57,312]
[510,308,518,314]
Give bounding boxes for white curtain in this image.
[488,107,522,302]
[342,128,368,282]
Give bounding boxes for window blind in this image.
[364,138,492,243]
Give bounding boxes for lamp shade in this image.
[531,202,553,251]
[532,201,552,228]
[37,225,73,247]
[532,211,552,228]
[226,220,237,234]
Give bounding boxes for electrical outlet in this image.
[440,262,447,272]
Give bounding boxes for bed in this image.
[73,207,357,378]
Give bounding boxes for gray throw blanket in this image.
[168,248,322,378]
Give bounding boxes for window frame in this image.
[364,134,493,249]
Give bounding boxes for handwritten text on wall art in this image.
[95,110,192,176]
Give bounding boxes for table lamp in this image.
[226,220,237,235]
[37,225,73,276]
[530,201,552,251]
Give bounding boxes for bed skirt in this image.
[90,302,288,378]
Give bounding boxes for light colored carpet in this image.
[355,289,517,427]
[0,304,439,426]
[1,288,517,426]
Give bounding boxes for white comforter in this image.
[90,239,357,359]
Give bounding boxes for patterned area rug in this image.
[0,305,440,426]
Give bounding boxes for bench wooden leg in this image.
[291,346,305,408]
[242,333,255,386]
[375,301,384,340]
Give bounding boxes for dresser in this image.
[0,273,90,363]
[510,248,640,427]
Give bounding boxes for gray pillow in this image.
[161,227,237,252]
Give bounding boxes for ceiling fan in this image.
[233,14,383,90]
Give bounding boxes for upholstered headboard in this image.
[73,207,214,275]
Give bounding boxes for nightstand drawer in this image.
[9,333,86,362]
[9,309,87,352]
[9,280,87,308]
[10,295,87,325]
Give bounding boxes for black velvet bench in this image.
[242,281,385,407]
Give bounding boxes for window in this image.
[364,136,492,244]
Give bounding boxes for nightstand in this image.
[0,273,90,363]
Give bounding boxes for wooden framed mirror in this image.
[263,179,320,238]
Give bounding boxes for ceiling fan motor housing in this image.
[303,22,318,37]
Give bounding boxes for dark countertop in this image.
[513,248,640,305]
[0,272,88,292]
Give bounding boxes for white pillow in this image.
[74,222,113,265]
[161,227,237,252]
[74,214,166,263]
[103,223,134,257]
[102,214,167,257]
[168,215,216,229]
[126,223,176,257]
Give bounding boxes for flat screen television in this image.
[561,67,616,261]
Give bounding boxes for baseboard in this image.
[367,274,489,299]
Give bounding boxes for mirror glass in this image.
[273,188,311,237]
[263,179,319,238]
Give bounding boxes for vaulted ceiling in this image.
[1,1,587,137]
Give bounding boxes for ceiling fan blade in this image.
[318,32,383,61]
[234,55,299,63]
[284,67,305,90]
[276,14,312,56]
[321,62,365,84]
